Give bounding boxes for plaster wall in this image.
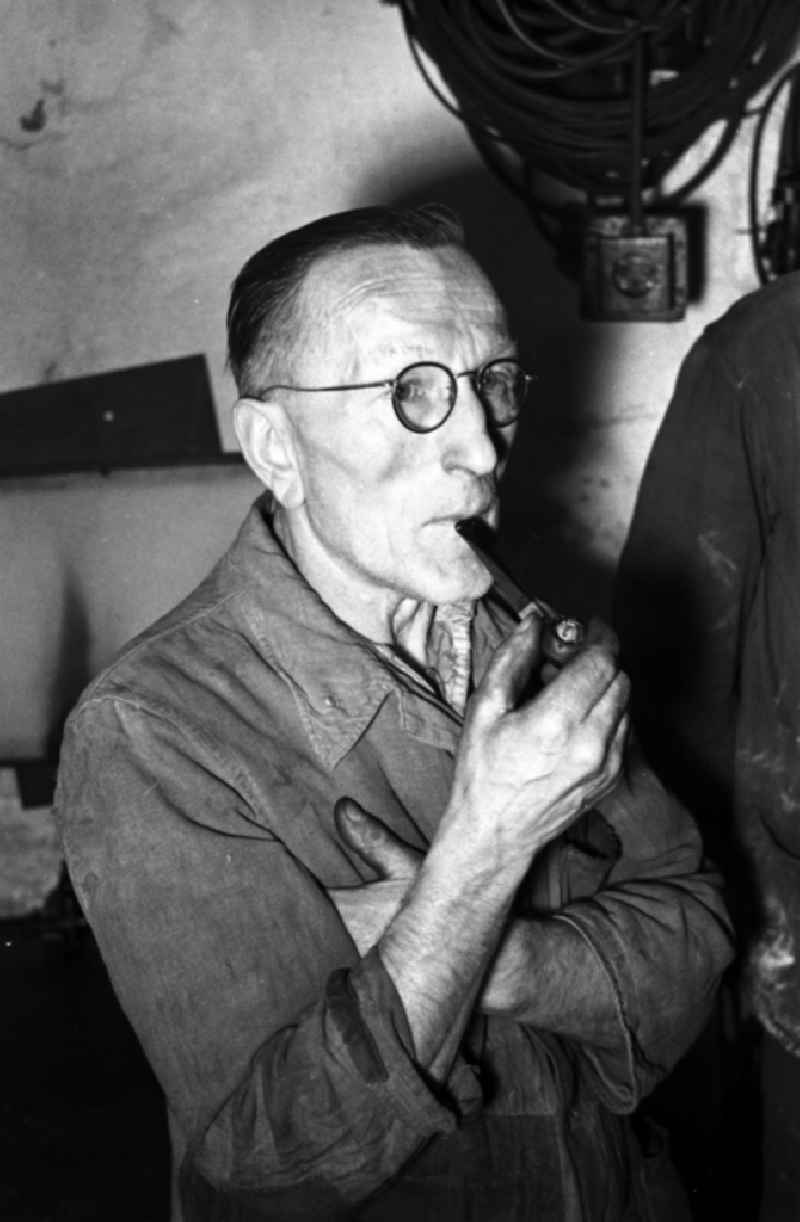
[0,0,791,755]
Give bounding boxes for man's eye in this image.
[399,380,428,401]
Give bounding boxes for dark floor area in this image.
[1,906,170,1222]
[3,888,800,1221]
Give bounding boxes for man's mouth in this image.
[455,501,497,531]
[454,515,496,550]
[425,497,498,540]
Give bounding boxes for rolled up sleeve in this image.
[554,747,735,1110]
[183,947,481,1217]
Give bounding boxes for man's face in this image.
[283,242,517,612]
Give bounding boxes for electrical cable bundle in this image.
[393,0,800,210]
[749,61,800,282]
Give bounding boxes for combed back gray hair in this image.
[226,203,465,398]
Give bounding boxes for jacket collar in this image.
[224,495,502,768]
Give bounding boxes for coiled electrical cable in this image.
[749,60,800,283]
[393,0,800,209]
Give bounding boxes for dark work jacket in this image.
[616,270,800,1056]
[56,496,732,1220]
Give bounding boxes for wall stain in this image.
[19,98,47,133]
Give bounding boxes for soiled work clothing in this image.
[56,496,732,1220]
[615,275,800,1220]
[615,271,800,1053]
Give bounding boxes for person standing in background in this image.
[616,269,800,1221]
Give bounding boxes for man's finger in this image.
[584,668,631,734]
[524,642,621,729]
[334,798,422,879]
[471,613,545,723]
[583,616,619,655]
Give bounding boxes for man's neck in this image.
[273,505,434,664]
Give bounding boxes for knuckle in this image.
[573,728,606,774]
[539,707,573,747]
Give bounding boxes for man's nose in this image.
[441,375,499,477]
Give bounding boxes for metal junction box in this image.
[581,213,688,322]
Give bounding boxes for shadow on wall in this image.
[45,563,92,763]
[369,162,620,620]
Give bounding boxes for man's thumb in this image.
[334,797,421,879]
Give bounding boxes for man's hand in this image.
[332,616,629,1079]
[331,617,629,960]
[441,614,629,875]
[329,799,422,955]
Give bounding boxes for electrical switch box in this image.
[580,213,688,322]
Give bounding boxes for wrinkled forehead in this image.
[298,243,510,377]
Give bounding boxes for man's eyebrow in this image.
[480,339,518,362]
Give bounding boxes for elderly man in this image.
[56,204,732,1221]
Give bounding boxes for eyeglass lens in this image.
[393,360,526,432]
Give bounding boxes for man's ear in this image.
[233,397,305,509]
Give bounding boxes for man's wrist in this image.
[429,803,533,903]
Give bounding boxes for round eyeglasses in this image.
[259,358,534,434]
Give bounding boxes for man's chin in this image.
[423,554,493,605]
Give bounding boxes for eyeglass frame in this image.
[256,357,535,435]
